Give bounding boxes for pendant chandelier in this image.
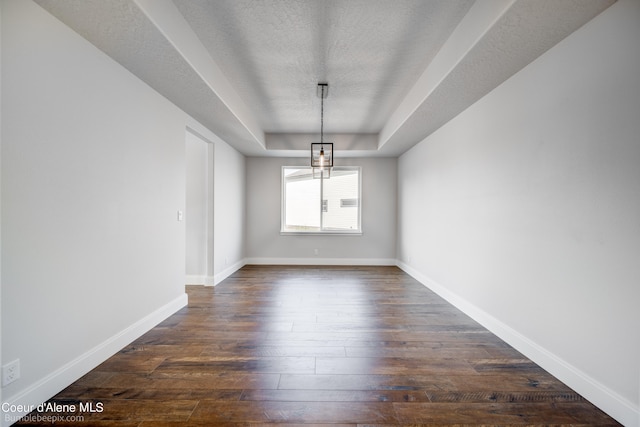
[311,83,333,179]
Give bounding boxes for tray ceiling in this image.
[34,0,615,157]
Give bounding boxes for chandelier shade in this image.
[311,142,333,169]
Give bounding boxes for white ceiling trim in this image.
[378,0,515,153]
[377,0,616,156]
[133,0,265,151]
[33,0,616,158]
[265,133,379,158]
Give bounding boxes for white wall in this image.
[246,156,397,264]
[185,131,209,281]
[0,0,4,409]
[1,0,192,422]
[397,0,640,425]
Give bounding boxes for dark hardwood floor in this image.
[18,265,620,426]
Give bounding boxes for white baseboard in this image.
[213,259,246,286]
[185,275,215,286]
[396,261,639,427]
[245,257,397,266]
[1,293,188,427]
[185,275,205,285]
[188,259,247,287]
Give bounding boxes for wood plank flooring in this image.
[17,265,620,426]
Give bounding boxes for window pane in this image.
[282,166,361,234]
[321,169,359,231]
[283,168,320,231]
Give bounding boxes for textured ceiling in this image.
[173,0,474,134]
[34,0,615,157]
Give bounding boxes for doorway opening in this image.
[185,129,214,285]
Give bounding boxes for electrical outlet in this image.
[2,359,20,387]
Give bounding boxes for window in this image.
[282,166,361,234]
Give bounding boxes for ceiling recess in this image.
[35,0,616,157]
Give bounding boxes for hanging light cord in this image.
[320,85,325,148]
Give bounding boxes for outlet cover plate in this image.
[2,359,20,387]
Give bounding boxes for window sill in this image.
[280,230,362,236]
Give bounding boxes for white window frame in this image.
[281,166,362,235]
